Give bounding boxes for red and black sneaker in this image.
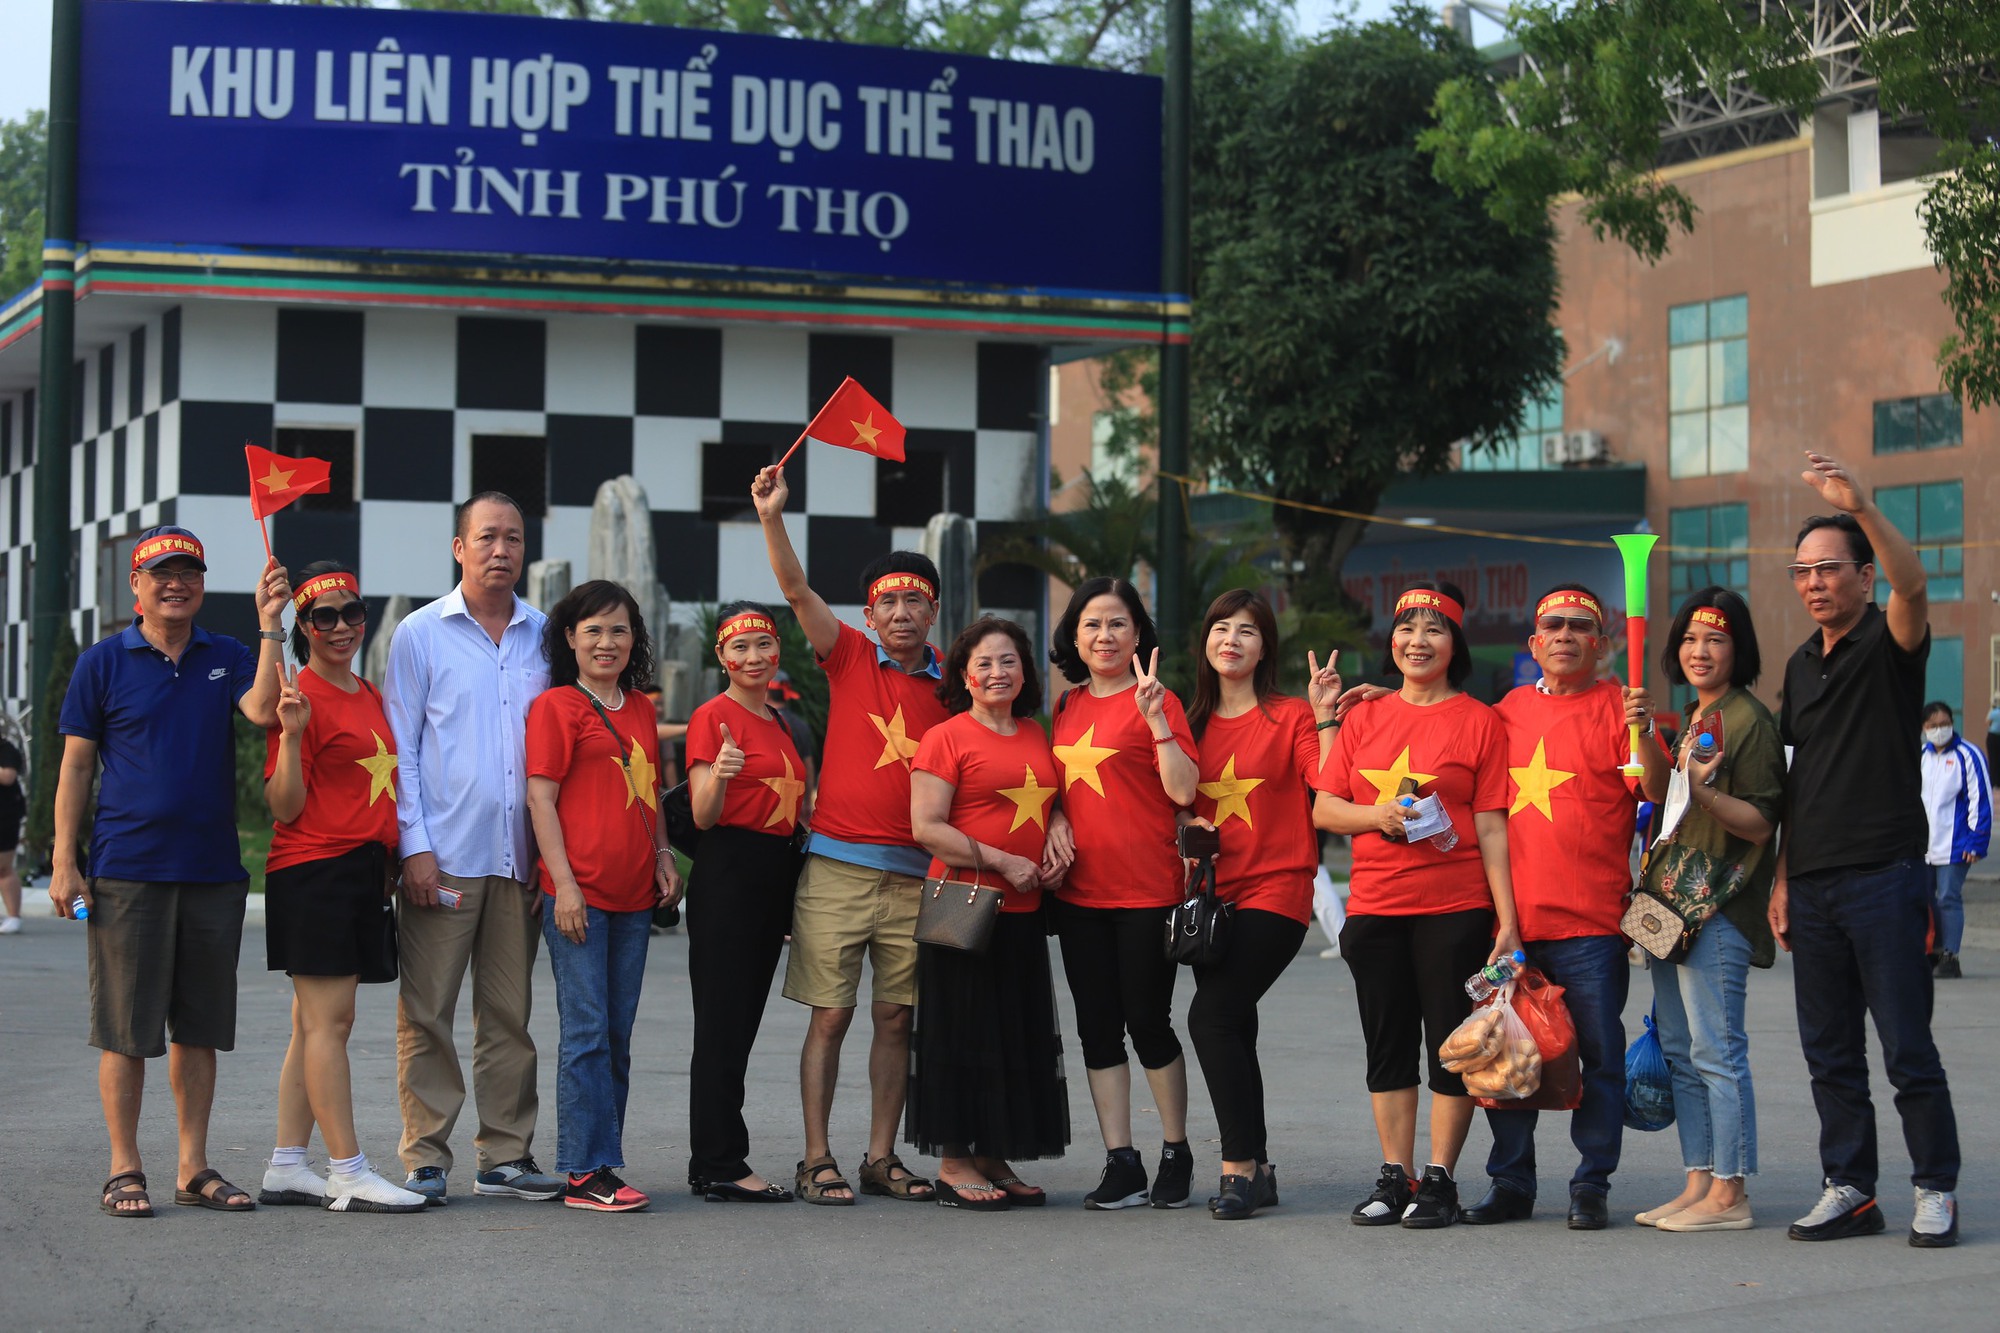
[564,1168,650,1213]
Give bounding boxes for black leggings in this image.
[1187,908,1307,1164]
[1054,900,1183,1071]
[1341,909,1494,1096]
[686,826,799,1185]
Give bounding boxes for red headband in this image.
[132,533,204,569]
[1689,606,1732,636]
[1394,588,1464,626]
[868,572,936,605]
[1534,590,1605,627]
[294,571,359,613]
[716,613,776,646]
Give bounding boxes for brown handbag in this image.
[914,834,1005,954]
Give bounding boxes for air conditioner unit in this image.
[1542,430,1608,466]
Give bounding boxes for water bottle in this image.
[1399,796,1460,852]
[1464,949,1527,1003]
[70,895,89,922]
[1689,731,1718,765]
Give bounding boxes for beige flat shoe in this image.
[1657,1198,1753,1232]
[1634,1201,1691,1227]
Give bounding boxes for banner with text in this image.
[78,0,1164,293]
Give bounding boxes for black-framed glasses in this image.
[307,603,368,632]
[1535,615,1600,635]
[1786,559,1864,584]
[142,567,204,587]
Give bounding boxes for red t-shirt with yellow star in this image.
[913,712,1058,914]
[1193,695,1321,924]
[1495,681,1639,939]
[685,692,808,840]
[1052,683,1196,910]
[810,622,951,849]
[264,668,400,874]
[1313,691,1509,917]
[528,686,664,913]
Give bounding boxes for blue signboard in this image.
[77,1,1163,294]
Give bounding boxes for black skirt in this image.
[906,912,1071,1161]
[265,843,397,983]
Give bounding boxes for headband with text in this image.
[716,613,777,646]
[868,572,936,605]
[294,571,360,613]
[132,533,205,570]
[1690,606,1733,636]
[1394,588,1464,626]
[1534,589,1606,627]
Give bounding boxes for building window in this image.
[1875,480,1963,602]
[1873,394,1961,454]
[1462,386,1563,472]
[1929,635,1963,725]
[1668,503,1749,601]
[1667,296,1748,478]
[471,435,548,519]
[98,531,140,631]
[701,442,772,523]
[1089,410,1141,489]
[876,452,948,529]
[275,427,357,511]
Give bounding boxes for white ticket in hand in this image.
[1401,795,1452,843]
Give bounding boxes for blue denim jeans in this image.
[1930,860,1969,955]
[1790,858,1959,1193]
[1649,912,1756,1179]
[541,904,653,1175]
[1483,933,1628,1200]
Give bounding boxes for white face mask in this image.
[1925,726,1954,748]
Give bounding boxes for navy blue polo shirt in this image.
[59,622,259,883]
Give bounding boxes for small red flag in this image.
[804,378,905,462]
[245,443,333,519]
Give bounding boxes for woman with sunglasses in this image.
[260,562,428,1213]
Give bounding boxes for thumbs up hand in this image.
[713,722,746,781]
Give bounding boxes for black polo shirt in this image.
[1781,602,1929,877]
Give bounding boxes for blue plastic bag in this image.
[1623,1007,1675,1132]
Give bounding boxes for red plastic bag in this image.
[1476,966,1582,1112]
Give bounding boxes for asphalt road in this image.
[2,898,1996,1331]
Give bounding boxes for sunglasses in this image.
[306,603,368,633]
[1535,615,1600,635]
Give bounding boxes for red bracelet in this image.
[1153,735,1178,745]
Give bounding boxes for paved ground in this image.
[3,882,1998,1331]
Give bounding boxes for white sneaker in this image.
[0,916,21,934]
[259,1159,329,1206]
[326,1167,429,1214]
[1911,1187,1958,1248]
[1318,945,1341,960]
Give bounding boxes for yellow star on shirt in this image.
[355,731,398,806]
[869,705,921,770]
[1509,737,1576,821]
[258,460,297,492]
[851,412,883,452]
[1198,755,1265,828]
[761,753,806,828]
[998,765,1056,832]
[612,737,660,811]
[1356,747,1440,806]
[1052,724,1120,797]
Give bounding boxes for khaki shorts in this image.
[783,854,923,1009]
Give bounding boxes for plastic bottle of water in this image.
[70,895,89,922]
[1464,949,1528,1003]
[1690,731,1718,765]
[1398,795,1460,853]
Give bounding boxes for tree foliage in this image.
[0,111,46,301]
[1424,0,2000,409]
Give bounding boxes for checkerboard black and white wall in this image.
[0,300,1050,709]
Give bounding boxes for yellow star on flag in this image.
[259,460,297,492]
[355,731,398,806]
[1509,737,1576,820]
[761,753,806,828]
[1052,724,1120,797]
[1356,747,1440,806]
[1198,755,1265,828]
[851,412,883,453]
[868,705,921,770]
[611,737,660,811]
[998,765,1056,832]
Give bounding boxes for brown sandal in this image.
[175,1168,255,1211]
[858,1153,935,1201]
[796,1156,857,1206]
[101,1171,154,1218]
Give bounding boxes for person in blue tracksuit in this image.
[1919,702,1991,980]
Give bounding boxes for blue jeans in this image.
[540,904,652,1175]
[1790,858,1959,1193]
[1649,913,1756,1179]
[1930,860,1969,955]
[1483,934,1628,1200]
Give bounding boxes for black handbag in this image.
[662,780,701,859]
[1164,854,1232,967]
[913,834,1004,953]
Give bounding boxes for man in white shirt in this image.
[386,492,558,1205]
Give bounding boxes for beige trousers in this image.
[396,872,542,1176]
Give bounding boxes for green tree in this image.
[979,468,1158,588]
[1424,0,2000,408]
[1187,8,1562,620]
[0,111,46,300]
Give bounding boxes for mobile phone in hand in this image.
[1177,825,1221,859]
[434,886,463,909]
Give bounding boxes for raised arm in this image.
[752,465,840,658]
[1802,452,1928,653]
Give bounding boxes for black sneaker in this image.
[1151,1142,1193,1210]
[1935,952,1962,980]
[1350,1162,1414,1227]
[1788,1181,1885,1242]
[1084,1148,1149,1210]
[1401,1165,1460,1229]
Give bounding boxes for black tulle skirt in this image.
[906,912,1071,1161]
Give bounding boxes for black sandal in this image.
[701,1179,795,1203]
[934,1178,1011,1212]
[175,1168,255,1211]
[989,1175,1047,1207]
[100,1171,154,1218]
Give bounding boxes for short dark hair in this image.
[542,579,655,692]
[1533,581,1608,630]
[1796,512,1873,565]
[456,490,526,540]
[858,551,942,605]
[1660,587,1762,689]
[287,559,357,664]
[1924,700,1955,723]
[1381,580,1472,688]
[936,616,1041,718]
[1048,577,1161,685]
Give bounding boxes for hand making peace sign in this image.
[275,661,311,737]
[1305,649,1343,718]
[1133,647,1168,725]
